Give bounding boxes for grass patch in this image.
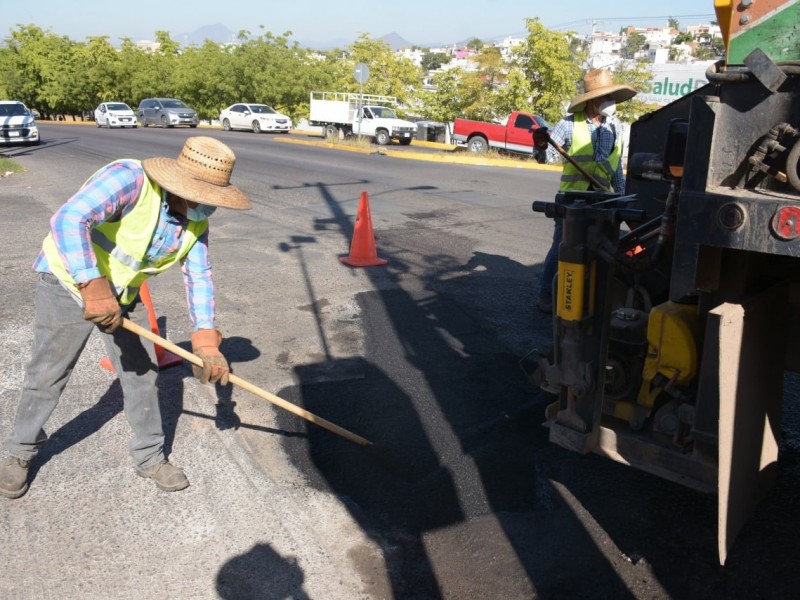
[0,155,25,176]
[325,134,375,150]
[453,145,537,163]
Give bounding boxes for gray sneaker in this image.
[0,456,31,499]
[135,460,189,492]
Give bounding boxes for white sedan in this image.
[95,102,138,128]
[220,103,292,133]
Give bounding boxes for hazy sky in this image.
[4,0,717,46]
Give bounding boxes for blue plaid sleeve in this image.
[181,226,215,330]
[38,161,144,283]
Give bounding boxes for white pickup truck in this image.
[308,91,417,145]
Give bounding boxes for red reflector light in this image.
[771,206,800,241]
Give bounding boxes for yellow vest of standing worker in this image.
[41,159,208,306]
[559,112,621,193]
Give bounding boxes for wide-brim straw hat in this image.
[143,136,251,209]
[568,69,637,114]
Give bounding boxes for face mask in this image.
[185,203,217,221]
[597,99,616,117]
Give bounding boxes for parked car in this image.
[137,98,198,128]
[94,102,138,128]
[452,112,550,155]
[220,103,292,133]
[0,100,40,145]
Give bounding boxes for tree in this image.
[668,17,680,31]
[472,46,505,89]
[466,38,484,52]
[78,36,124,109]
[172,40,235,120]
[612,60,659,123]
[418,68,475,133]
[493,68,535,117]
[420,50,450,72]
[327,35,421,110]
[509,18,583,124]
[621,32,646,59]
[2,25,82,118]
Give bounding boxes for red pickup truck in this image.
[452,111,550,155]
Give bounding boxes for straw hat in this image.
[567,69,637,114]
[142,136,251,209]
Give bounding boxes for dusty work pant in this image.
[540,217,563,298]
[5,272,165,469]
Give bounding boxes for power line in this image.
[551,13,716,30]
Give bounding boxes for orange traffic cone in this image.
[339,191,388,267]
[100,280,183,372]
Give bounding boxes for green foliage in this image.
[621,33,646,59]
[612,60,659,122]
[327,35,421,110]
[509,18,583,124]
[417,68,473,130]
[466,38,484,52]
[494,68,535,116]
[420,50,450,72]
[0,21,674,128]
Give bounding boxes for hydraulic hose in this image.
[787,138,800,193]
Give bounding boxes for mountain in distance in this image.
[176,23,240,46]
[173,24,432,51]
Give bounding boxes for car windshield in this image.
[369,107,398,119]
[107,103,131,111]
[162,100,188,108]
[249,105,277,114]
[0,103,27,117]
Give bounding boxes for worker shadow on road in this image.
[29,379,126,477]
[28,364,186,477]
[272,247,642,599]
[172,335,309,439]
[216,542,310,600]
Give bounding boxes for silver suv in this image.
[137,98,198,128]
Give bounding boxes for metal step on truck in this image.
[308,91,417,146]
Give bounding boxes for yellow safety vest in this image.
[42,160,208,305]
[559,112,621,193]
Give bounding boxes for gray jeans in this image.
[5,272,165,469]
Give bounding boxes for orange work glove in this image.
[78,276,122,332]
[190,329,230,385]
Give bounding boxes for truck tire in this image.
[468,135,488,153]
[375,129,390,146]
[399,139,412,146]
[324,124,338,139]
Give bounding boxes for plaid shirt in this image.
[33,160,215,330]
[534,113,625,193]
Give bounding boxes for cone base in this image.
[100,349,183,372]
[339,256,388,268]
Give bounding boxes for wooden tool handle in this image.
[121,318,372,446]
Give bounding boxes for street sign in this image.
[354,63,370,84]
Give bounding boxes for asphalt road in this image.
[0,123,798,599]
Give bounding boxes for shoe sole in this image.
[0,482,29,499]
[135,469,190,492]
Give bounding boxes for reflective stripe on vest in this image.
[559,112,621,193]
[41,159,208,305]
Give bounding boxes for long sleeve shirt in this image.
[33,160,215,330]
[534,113,626,194]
